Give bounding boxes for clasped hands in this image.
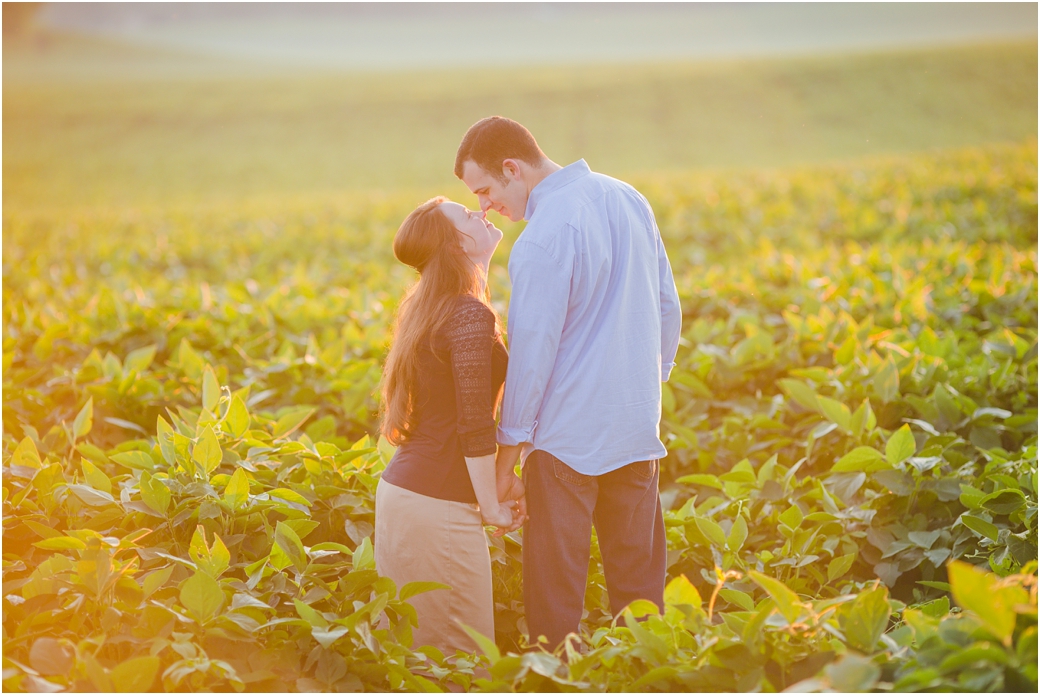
[481,472,527,536]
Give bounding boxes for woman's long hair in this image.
[380,197,496,445]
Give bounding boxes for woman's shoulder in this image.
[451,294,494,317]
[445,296,495,334]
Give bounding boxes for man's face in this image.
[460,160,529,223]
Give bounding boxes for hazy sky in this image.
[40,2,1039,70]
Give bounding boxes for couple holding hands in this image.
[375,116,682,653]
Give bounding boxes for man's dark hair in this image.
[454,116,546,181]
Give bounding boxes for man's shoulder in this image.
[521,168,651,243]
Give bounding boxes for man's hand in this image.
[493,473,527,536]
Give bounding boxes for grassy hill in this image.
[3,34,1036,212]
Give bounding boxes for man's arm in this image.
[494,240,572,531]
[498,240,572,446]
[492,443,525,535]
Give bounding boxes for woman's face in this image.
[439,201,503,266]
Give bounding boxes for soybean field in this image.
[2,29,1037,693]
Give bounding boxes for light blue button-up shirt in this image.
[497,160,682,475]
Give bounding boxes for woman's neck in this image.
[472,257,491,293]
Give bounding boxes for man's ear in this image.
[501,159,523,181]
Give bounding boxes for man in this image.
[454,116,682,648]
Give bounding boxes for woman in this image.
[376,196,522,655]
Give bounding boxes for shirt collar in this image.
[524,159,590,221]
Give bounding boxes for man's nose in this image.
[478,196,492,213]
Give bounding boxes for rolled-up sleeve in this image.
[497,240,571,447]
[656,223,682,382]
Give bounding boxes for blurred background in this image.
[3,2,1037,213]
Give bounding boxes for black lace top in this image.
[381,296,508,503]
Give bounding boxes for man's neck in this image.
[525,159,563,192]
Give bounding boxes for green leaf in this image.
[835,334,857,365]
[718,589,755,611]
[269,488,312,507]
[934,384,963,424]
[907,530,942,549]
[293,598,329,628]
[832,446,887,473]
[459,622,501,663]
[142,566,174,598]
[885,424,916,466]
[271,406,317,440]
[694,516,728,548]
[843,583,890,653]
[961,514,999,542]
[980,488,1026,515]
[664,574,702,609]
[80,458,112,494]
[972,406,1013,421]
[268,542,293,572]
[156,416,177,465]
[12,436,42,469]
[24,521,63,540]
[223,468,250,510]
[311,626,350,649]
[34,536,88,551]
[675,473,723,489]
[139,472,171,516]
[124,344,157,373]
[192,425,223,476]
[189,526,230,578]
[719,459,756,484]
[72,397,93,441]
[948,560,1016,645]
[779,505,803,530]
[180,570,224,623]
[727,515,748,551]
[110,655,160,693]
[824,654,881,692]
[82,653,112,691]
[352,536,375,571]
[110,450,155,471]
[172,431,194,475]
[76,442,111,466]
[778,378,820,412]
[285,519,320,541]
[626,598,661,619]
[202,365,221,413]
[274,521,309,573]
[818,396,852,432]
[873,357,900,403]
[400,581,452,601]
[850,399,870,438]
[827,553,857,583]
[939,644,1010,672]
[748,570,802,624]
[29,637,75,676]
[959,484,986,510]
[224,395,250,439]
[68,483,117,508]
[631,667,679,691]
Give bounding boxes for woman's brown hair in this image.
[380,197,496,444]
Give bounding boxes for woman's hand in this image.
[481,501,518,530]
[490,473,527,537]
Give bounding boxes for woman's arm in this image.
[447,299,520,529]
[465,453,515,527]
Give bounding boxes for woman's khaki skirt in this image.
[374,478,495,655]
